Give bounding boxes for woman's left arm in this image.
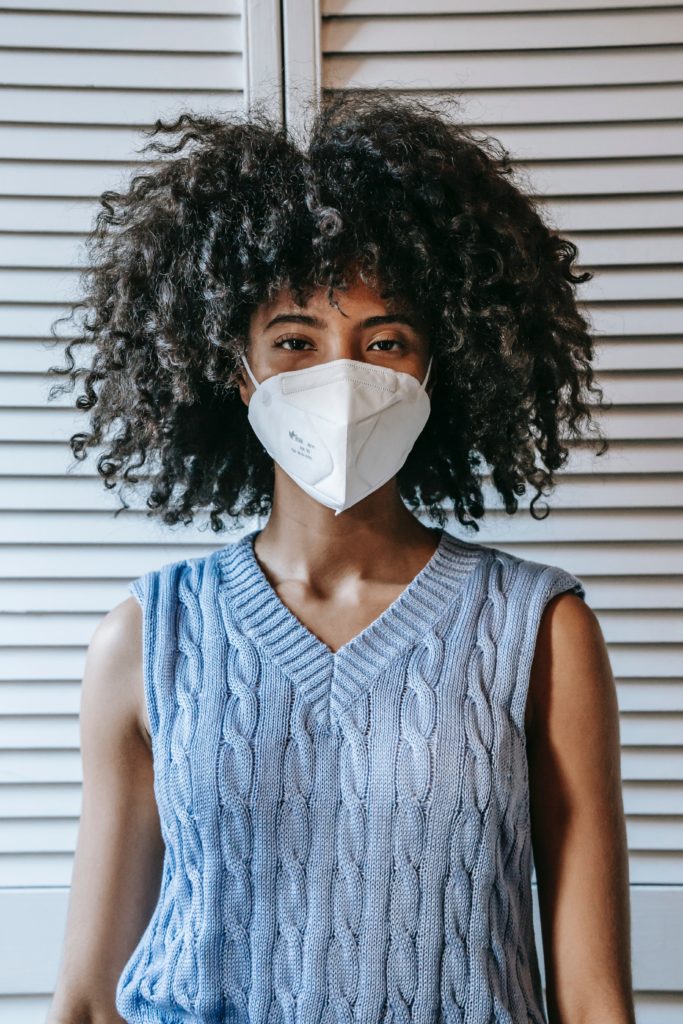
[526,591,636,1024]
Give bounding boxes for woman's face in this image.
[238,278,433,405]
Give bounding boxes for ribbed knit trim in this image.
[215,526,486,727]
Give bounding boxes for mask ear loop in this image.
[240,353,260,389]
[421,354,434,390]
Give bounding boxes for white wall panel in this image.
[318,0,683,1015]
[0,1,255,1018]
[2,0,682,1018]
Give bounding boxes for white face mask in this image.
[241,353,433,515]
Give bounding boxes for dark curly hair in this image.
[47,89,608,534]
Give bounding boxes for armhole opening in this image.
[128,574,160,745]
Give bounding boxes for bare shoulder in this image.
[526,590,616,740]
[84,593,151,751]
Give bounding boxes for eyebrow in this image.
[263,312,419,331]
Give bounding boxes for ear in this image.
[226,362,251,407]
[237,369,251,407]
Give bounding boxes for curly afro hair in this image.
[48,89,608,534]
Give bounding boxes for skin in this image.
[46,279,635,1024]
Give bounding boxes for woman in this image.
[46,92,635,1024]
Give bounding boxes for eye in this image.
[368,338,404,351]
[273,337,312,351]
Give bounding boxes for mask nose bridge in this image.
[241,351,433,391]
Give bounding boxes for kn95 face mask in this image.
[240,353,434,515]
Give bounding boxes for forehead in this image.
[250,279,422,329]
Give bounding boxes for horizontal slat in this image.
[322,11,683,53]
[1,743,677,788]
[593,342,683,374]
[0,160,162,197]
[0,717,79,748]
[0,404,677,443]
[2,1,237,11]
[0,683,79,715]
[5,232,683,272]
[0,11,241,52]
[4,609,680,647]
[585,581,683,609]
[622,749,683,781]
[580,269,683,302]
[577,234,683,268]
[0,638,678,680]
[0,819,77,853]
[589,306,683,337]
[0,270,80,301]
[6,266,683,304]
[6,196,678,238]
[386,84,683,126]
[12,363,683,407]
[0,236,86,269]
[620,715,683,746]
[324,49,683,91]
[0,507,682,544]
[0,749,83,783]
[595,373,683,405]
[598,409,683,442]
[493,123,683,162]
[7,849,681,888]
[627,853,683,885]
[322,1,683,12]
[1,573,683,610]
[0,198,96,233]
[1,776,681,818]
[0,541,257,583]
[499,544,683,575]
[2,471,683,513]
[0,514,251,548]
[2,573,682,613]
[0,122,240,162]
[607,648,682,680]
[0,86,237,126]
[543,196,683,232]
[1,810,681,855]
[0,852,79,888]
[593,613,682,645]
[0,50,242,89]
[618,685,683,714]
[1,638,679,679]
[325,83,683,128]
[521,160,683,197]
[0,784,80,818]
[4,437,682,477]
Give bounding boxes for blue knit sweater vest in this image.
[115,525,586,1024]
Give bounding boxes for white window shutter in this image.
[317,1,683,1018]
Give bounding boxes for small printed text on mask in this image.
[288,429,315,461]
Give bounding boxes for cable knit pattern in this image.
[115,525,586,1024]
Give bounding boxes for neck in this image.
[253,470,439,585]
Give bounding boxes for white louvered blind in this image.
[0,2,252,1020]
[320,1,683,1020]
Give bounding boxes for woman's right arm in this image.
[45,595,165,1024]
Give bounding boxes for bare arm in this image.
[46,596,164,1024]
[526,592,636,1024]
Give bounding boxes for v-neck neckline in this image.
[215,525,485,728]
